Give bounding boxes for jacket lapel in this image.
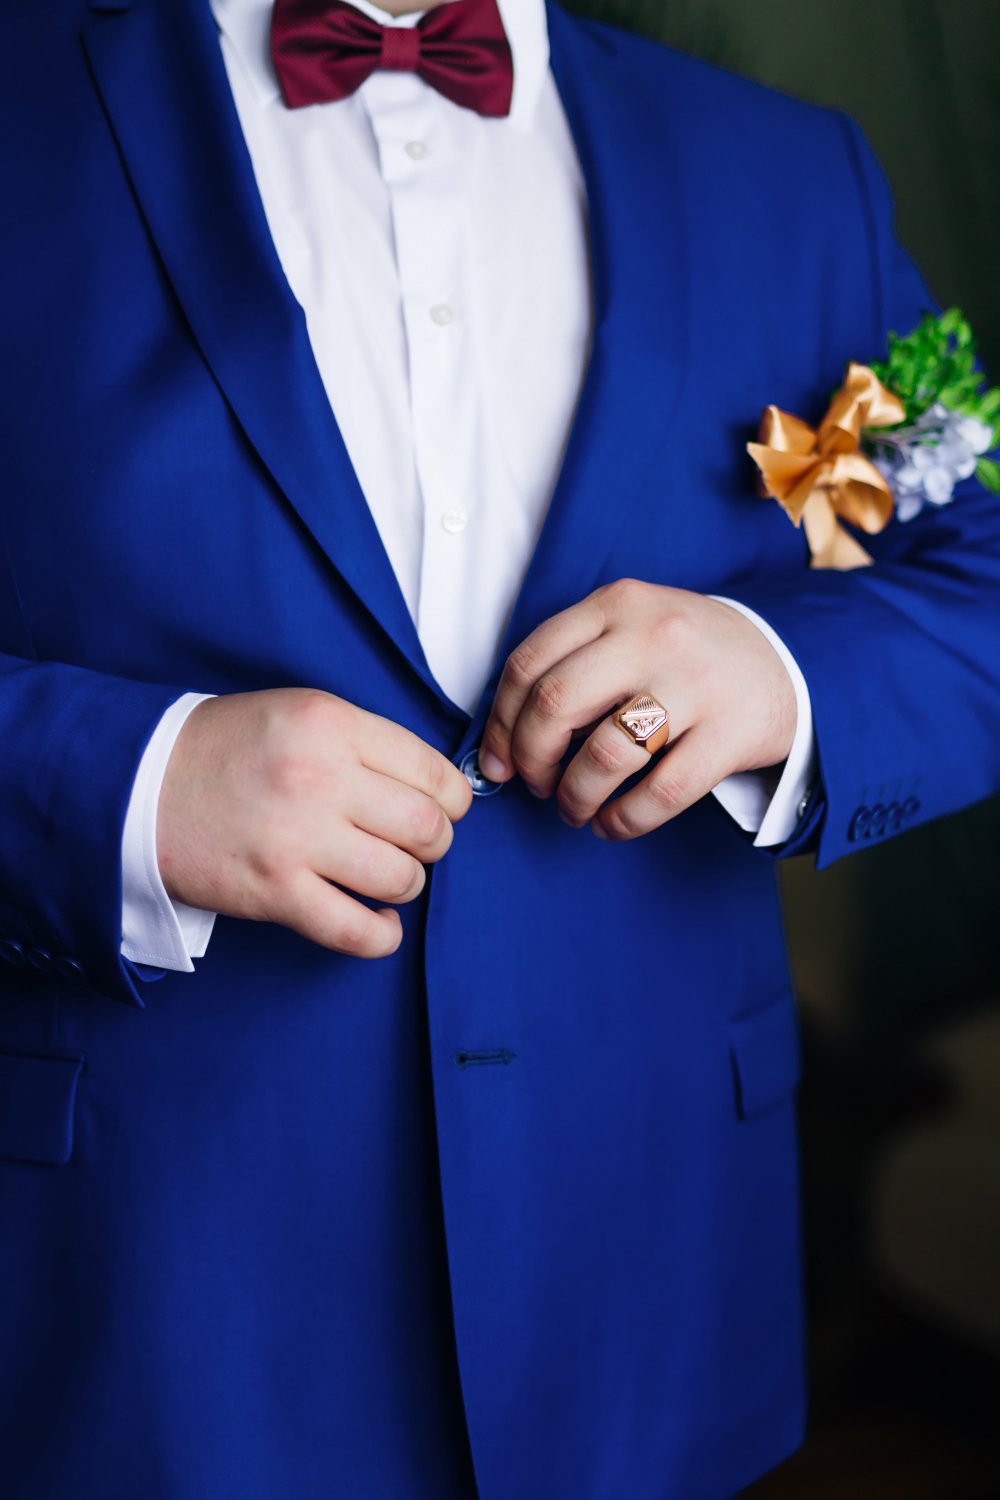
[82,0,447,705]
[472,3,692,722]
[81,0,691,725]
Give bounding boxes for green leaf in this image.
[979,389,1000,423]
[939,374,988,407]
[869,307,1000,432]
[976,458,1000,493]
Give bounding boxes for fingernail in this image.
[479,749,505,781]
[525,782,547,799]
[592,822,610,840]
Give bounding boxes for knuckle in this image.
[505,641,541,692]
[483,712,511,744]
[584,733,630,777]
[333,911,375,955]
[648,770,687,812]
[286,687,340,739]
[654,610,695,656]
[388,859,425,904]
[600,577,643,613]
[411,799,449,849]
[557,783,589,821]
[603,799,641,838]
[426,816,455,860]
[262,747,309,799]
[246,846,295,895]
[421,751,448,797]
[530,673,570,723]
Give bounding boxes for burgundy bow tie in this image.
[270,0,515,117]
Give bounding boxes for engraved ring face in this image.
[613,694,671,754]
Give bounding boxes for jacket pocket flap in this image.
[0,1049,84,1165]
[729,996,801,1120]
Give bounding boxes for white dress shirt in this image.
[121,0,816,972]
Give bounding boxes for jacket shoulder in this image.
[568,10,854,160]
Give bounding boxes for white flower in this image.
[936,438,978,481]
[922,465,956,505]
[895,493,924,523]
[892,463,923,494]
[870,404,993,522]
[953,415,994,455]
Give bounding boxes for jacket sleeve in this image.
[724,116,1000,869]
[0,649,190,1006]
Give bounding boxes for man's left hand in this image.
[479,580,798,840]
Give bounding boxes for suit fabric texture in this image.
[1,1,999,1496]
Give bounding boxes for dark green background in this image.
[565,0,1000,1055]
[567,0,1000,370]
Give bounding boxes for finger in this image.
[321,826,427,906]
[504,637,639,797]
[356,714,472,823]
[555,713,662,829]
[350,769,455,864]
[592,728,729,842]
[480,592,609,781]
[275,874,404,959]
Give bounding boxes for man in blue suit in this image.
[1,0,998,1495]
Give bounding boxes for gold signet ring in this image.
[613,694,671,754]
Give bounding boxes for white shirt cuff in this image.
[707,598,817,848]
[121,692,218,971]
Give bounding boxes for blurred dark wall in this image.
[565,0,1000,371]
[563,0,1000,1055]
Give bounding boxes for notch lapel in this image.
[82,0,449,706]
[471,3,693,723]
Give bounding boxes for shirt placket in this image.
[365,76,487,712]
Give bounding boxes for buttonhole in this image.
[455,1049,517,1068]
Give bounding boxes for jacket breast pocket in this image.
[729,993,802,1120]
[0,1049,85,1165]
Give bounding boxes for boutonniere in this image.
[748,308,1000,569]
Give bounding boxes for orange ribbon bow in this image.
[747,362,906,570]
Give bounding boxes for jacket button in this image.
[868,802,889,838]
[0,939,25,965]
[459,749,503,798]
[26,947,53,972]
[53,956,85,981]
[847,806,871,842]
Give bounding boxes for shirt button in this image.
[430,303,455,327]
[441,507,468,535]
[405,140,429,161]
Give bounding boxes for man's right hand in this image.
[156,689,473,958]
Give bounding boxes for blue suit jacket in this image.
[1,2,999,1496]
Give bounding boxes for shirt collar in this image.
[209,0,550,130]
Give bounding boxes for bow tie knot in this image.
[380,25,421,72]
[270,0,515,118]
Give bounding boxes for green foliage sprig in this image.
[868,308,1000,493]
